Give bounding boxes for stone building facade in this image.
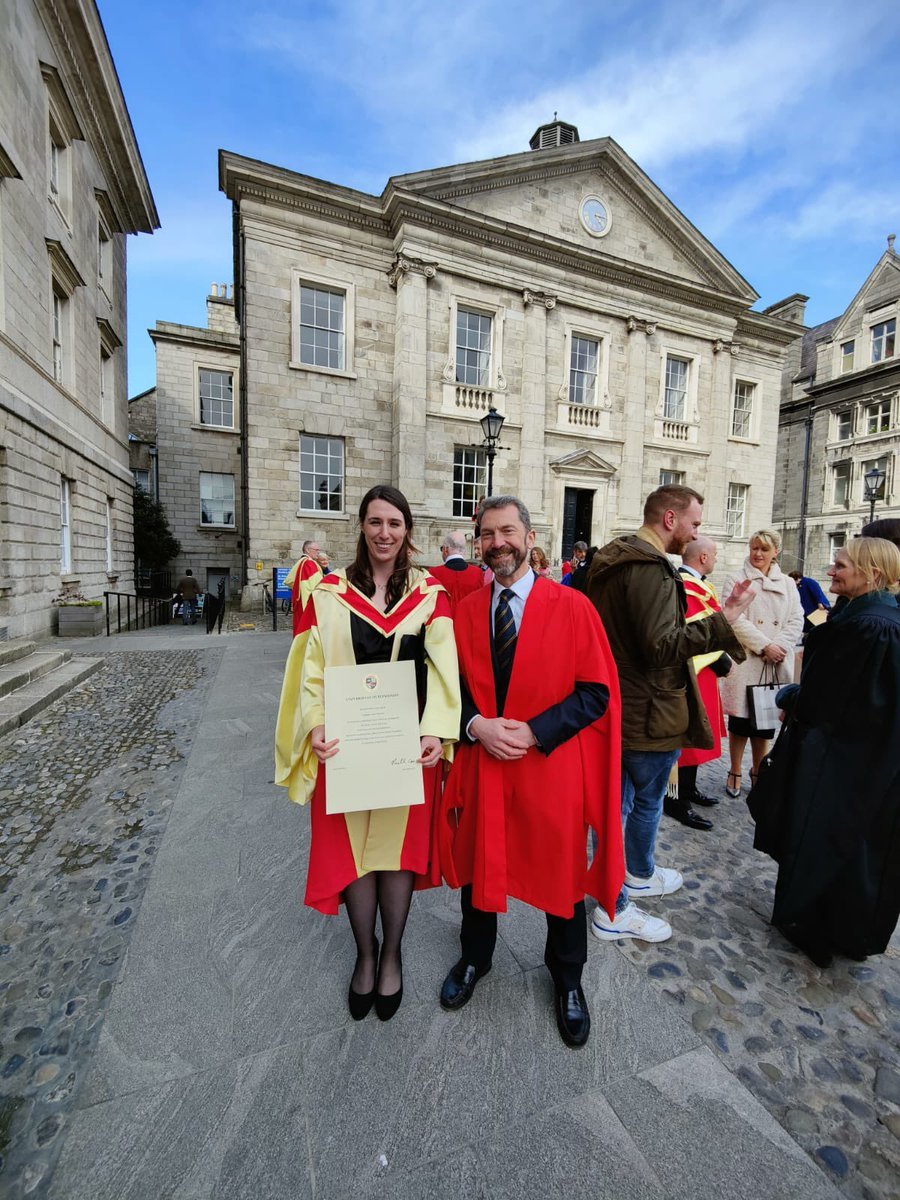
[128,385,156,498]
[218,126,800,590]
[774,246,899,580]
[143,286,242,597]
[0,0,157,638]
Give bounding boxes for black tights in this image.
[678,764,698,799]
[343,870,414,996]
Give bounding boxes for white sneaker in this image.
[590,902,673,943]
[624,866,683,898]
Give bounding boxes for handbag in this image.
[746,661,782,730]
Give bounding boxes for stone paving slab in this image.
[4,627,898,1199]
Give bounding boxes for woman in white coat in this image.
[720,529,804,796]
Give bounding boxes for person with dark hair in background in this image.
[275,485,460,1022]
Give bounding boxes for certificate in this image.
[323,660,424,814]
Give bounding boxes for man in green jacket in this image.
[587,485,754,942]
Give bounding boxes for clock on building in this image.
[579,196,611,237]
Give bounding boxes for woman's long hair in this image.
[347,484,418,610]
[530,546,549,571]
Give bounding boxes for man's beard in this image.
[485,545,526,579]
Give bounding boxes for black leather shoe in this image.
[439,959,491,1010]
[555,985,590,1048]
[348,938,379,1020]
[663,800,713,831]
[689,791,720,808]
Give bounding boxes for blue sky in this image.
[102,0,900,396]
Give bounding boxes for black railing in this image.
[135,568,173,597]
[104,591,172,635]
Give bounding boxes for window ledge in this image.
[60,574,80,584]
[198,524,237,532]
[296,510,350,522]
[190,423,239,435]
[289,360,357,381]
[106,573,120,582]
[727,436,760,447]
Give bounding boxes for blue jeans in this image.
[614,748,680,914]
[181,599,196,625]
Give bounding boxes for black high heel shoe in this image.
[348,938,379,1021]
[374,953,402,1022]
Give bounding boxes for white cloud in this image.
[780,181,900,243]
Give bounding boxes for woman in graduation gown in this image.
[275,485,460,1019]
[750,537,900,967]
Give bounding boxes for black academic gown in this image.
[751,591,900,957]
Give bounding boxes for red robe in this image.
[678,572,727,768]
[429,562,485,614]
[285,555,323,636]
[440,577,624,920]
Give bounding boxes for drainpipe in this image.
[234,202,250,590]
[796,404,813,573]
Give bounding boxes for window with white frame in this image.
[97,215,112,298]
[840,340,855,373]
[298,284,345,370]
[871,318,896,364]
[659,469,686,486]
[299,434,344,512]
[452,448,487,518]
[199,369,234,428]
[99,346,111,413]
[860,457,888,502]
[835,411,853,441]
[105,498,114,572]
[456,307,492,387]
[133,469,149,492]
[42,65,80,222]
[832,461,851,506]
[865,399,891,434]
[725,483,748,538]
[199,472,235,527]
[663,356,689,422]
[569,334,599,405]
[731,380,755,439]
[828,532,846,561]
[60,476,72,572]
[51,287,66,383]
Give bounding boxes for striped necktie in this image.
[494,588,517,683]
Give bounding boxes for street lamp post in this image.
[479,406,505,497]
[863,465,887,527]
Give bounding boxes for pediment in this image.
[830,252,900,342]
[550,449,617,477]
[389,138,755,302]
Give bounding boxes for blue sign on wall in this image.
[273,567,292,600]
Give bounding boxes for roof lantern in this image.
[529,114,580,151]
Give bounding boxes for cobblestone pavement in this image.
[613,755,900,1200]
[0,648,221,1198]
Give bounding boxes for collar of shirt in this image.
[443,554,464,563]
[491,569,535,633]
[680,563,703,580]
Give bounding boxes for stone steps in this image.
[0,649,73,699]
[0,642,104,738]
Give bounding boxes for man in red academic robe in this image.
[666,536,733,830]
[284,539,327,636]
[429,530,484,614]
[439,496,623,1049]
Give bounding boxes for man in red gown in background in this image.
[284,539,327,636]
[429,530,484,614]
[439,496,623,1049]
[666,536,732,829]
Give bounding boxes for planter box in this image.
[57,606,104,637]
